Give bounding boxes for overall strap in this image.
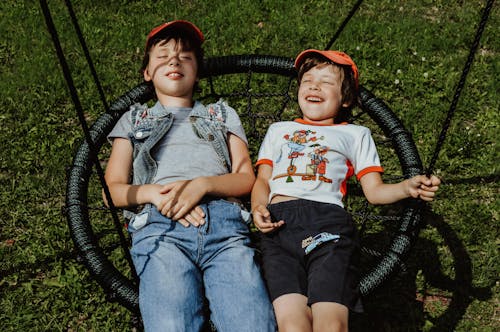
[128,103,174,185]
[191,99,232,171]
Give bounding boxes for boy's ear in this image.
[342,101,351,108]
[143,67,152,82]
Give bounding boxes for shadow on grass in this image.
[443,173,499,186]
[0,248,77,293]
[0,229,117,294]
[351,209,493,332]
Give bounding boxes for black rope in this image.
[39,0,137,282]
[384,0,495,288]
[324,0,364,50]
[64,0,110,113]
[426,0,494,176]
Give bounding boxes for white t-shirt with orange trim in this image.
[256,119,383,207]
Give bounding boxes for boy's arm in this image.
[359,172,441,205]
[103,138,162,208]
[104,138,206,227]
[251,164,272,210]
[161,133,256,220]
[251,164,285,232]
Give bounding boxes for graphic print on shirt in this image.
[274,129,333,183]
[303,144,332,183]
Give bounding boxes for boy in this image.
[251,49,440,332]
[104,20,276,331]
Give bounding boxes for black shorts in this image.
[260,199,363,312]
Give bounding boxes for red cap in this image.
[146,20,204,47]
[294,49,359,87]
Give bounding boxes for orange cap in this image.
[294,49,359,86]
[146,20,204,47]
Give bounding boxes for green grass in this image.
[1,0,498,331]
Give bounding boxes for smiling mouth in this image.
[306,96,322,102]
[166,72,183,78]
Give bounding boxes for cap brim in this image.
[294,50,353,69]
[147,20,204,45]
[294,49,359,87]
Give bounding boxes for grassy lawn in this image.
[1,0,498,331]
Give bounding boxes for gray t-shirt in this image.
[108,102,248,185]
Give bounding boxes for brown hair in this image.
[141,28,204,75]
[297,55,358,123]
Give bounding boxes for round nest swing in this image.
[40,0,493,328]
[65,54,424,314]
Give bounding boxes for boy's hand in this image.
[175,206,206,228]
[154,179,207,226]
[407,175,441,202]
[252,204,285,233]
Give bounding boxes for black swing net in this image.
[41,0,494,319]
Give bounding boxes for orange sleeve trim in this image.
[255,159,273,167]
[356,166,384,180]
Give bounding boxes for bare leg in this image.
[311,302,348,332]
[273,293,312,332]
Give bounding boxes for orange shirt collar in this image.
[294,118,348,126]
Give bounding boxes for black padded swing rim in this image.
[65,54,423,313]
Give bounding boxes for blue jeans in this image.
[128,199,276,332]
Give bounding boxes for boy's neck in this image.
[157,95,194,108]
[300,117,335,125]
